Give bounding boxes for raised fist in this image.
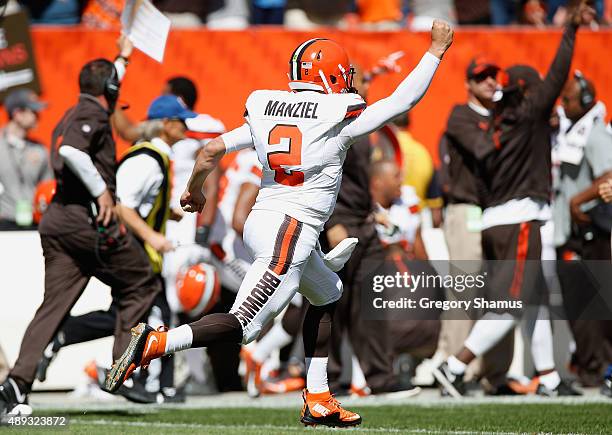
[569,0,596,27]
[429,19,453,59]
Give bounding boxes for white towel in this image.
[556,101,607,165]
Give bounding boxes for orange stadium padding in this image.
[4,27,612,164]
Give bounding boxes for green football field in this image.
[7,402,611,434]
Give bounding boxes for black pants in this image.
[178,287,243,392]
[482,221,547,308]
[478,221,548,385]
[57,282,174,390]
[385,254,442,359]
[10,225,161,389]
[557,232,612,386]
[326,224,396,393]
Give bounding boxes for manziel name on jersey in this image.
[264,100,319,119]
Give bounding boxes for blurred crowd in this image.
[3,0,612,29]
[0,3,611,408]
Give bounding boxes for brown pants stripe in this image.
[269,215,302,275]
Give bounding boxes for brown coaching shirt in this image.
[326,136,374,229]
[483,24,577,208]
[440,103,495,206]
[39,95,117,235]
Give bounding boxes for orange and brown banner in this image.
[1,27,610,162]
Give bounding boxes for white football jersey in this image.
[210,148,262,261]
[171,114,226,209]
[375,186,421,248]
[166,114,225,246]
[217,148,262,229]
[222,52,441,228]
[244,89,366,228]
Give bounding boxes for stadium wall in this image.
[1,232,574,390]
[0,232,113,390]
[1,28,611,163]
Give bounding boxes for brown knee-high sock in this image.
[188,313,243,348]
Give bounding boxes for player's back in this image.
[245,89,365,227]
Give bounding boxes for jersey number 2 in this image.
[267,124,304,187]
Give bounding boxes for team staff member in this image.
[438,57,514,393]
[440,57,498,263]
[0,36,162,415]
[370,159,441,364]
[115,94,198,401]
[34,95,199,404]
[0,89,51,229]
[434,2,594,397]
[554,75,612,386]
[324,67,396,396]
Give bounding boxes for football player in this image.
[371,159,423,256]
[214,148,356,398]
[162,76,225,315]
[106,20,453,427]
[208,148,263,292]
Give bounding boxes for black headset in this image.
[103,60,120,113]
[574,70,594,109]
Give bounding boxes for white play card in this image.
[121,0,170,63]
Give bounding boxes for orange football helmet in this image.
[176,263,221,318]
[288,38,354,94]
[32,179,56,224]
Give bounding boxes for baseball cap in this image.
[147,95,197,121]
[4,88,47,115]
[504,65,543,93]
[466,56,500,80]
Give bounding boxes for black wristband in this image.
[115,55,130,65]
[195,225,210,247]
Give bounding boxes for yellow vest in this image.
[397,130,443,209]
[119,142,171,274]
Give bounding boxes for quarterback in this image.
[106,20,453,427]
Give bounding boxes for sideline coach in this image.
[1,36,161,405]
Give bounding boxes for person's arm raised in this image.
[531,0,595,115]
[343,20,453,141]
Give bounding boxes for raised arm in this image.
[181,123,254,213]
[531,0,595,115]
[343,20,453,141]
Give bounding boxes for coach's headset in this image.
[574,70,594,110]
[103,59,120,114]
